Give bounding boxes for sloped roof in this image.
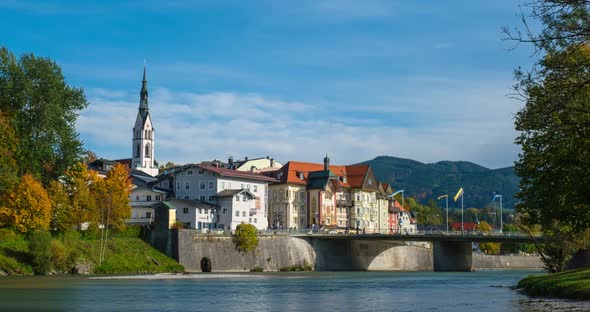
[216,189,257,199]
[277,161,351,187]
[158,199,217,210]
[345,164,369,188]
[182,164,277,182]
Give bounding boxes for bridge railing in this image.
[186,227,541,239]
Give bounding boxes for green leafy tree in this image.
[506,1,590,271]
[28,230,53,274]
[0,112,18,197]
[233,223,259,253]
[0,47,88,185]
[476,221,501,255]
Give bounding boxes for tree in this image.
[506,1,590,271]
[0,47,88,185]
[476,221,501,255]
[233,223,259,253]
[0,174,52,232]
[47,180,73,233]
[63,163,98,231]
[94,163,131,264]
[0,112,18,197]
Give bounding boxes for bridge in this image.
[285,231,543,272]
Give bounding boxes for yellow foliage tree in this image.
[0,174,51,232]
[47,180,74,232]
[64,163,98,230]
[94,163,131,264]
[476,221,501,255]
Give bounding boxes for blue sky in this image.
[0,0,535,168]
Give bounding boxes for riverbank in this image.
[0,228,184,275]
[518,267,590,300]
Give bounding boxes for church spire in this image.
[139,65,149,115]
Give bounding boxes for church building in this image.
[132,66,159,177]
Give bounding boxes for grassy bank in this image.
[0,228,184,275]
[518,268,590,300]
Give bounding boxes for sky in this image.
[0,0,537,169]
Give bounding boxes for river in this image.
[0,271,588,311]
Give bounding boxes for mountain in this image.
[361,156,519,208]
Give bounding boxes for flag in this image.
[491,194,500,201]
[453,187,464,202]
[437,195,448,200]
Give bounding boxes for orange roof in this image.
[278,161,353,187]
[345,164,369,188]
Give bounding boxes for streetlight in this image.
[492,211,496,230]
[437,195,449,232]
[491,194,503,233]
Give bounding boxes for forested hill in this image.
[361,156,519,208]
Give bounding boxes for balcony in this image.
[130,200,158,207]
[337,199,352,207]
[125,217,153,224]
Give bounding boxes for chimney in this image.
[228,156,234,167]
[245,156,248,161]
[270,158,274,167]
[266,156,269,159]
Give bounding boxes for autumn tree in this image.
[476,221,501,255]
[0,174,51,232]
[0,47,88,185]
[94,163,131,264]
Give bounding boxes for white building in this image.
[131,66,159,177]
[174,164,276,230]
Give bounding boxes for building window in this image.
[235,211,239,217]
[200,182,206,190]
[249,218,252,223]
[208,195,214,202]
[223,208,227,214]
[187,170,193,175]
[254,218,257,223]
[145,143,151,158]
[368,178,373,185]
[185,182,190,190]
[200,196,205,202]
[198,169,204,174]
[221,182,225,189]
[183,208,188,214]
[156,195,161,201]
[163,181,168,188]
[146,195,152,202]
[184,222,191,228]
[241,184,245,189]
[146,212,152,219]
[198,208,202,214]
[242,195,246,202]
[235,195,239,202]
[242,211,246,217]
[177,182,180,190]
[253,185,258,192]
[136,195,140,200]
[209,181,214,189]
[247,184,251,190]
[136,144,140,158]
[227,182,231,189]
[184,196,189,199]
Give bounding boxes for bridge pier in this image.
[433,241,473,272]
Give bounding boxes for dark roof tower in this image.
[139,65,149,121]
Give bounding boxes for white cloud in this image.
[78,82,521,169]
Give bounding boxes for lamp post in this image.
[437,195,449,232]
[492,194,503,233]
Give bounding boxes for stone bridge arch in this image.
[295,237,433,271]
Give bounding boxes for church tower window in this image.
[145,143,151,158]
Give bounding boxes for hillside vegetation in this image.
[518,268,590,300]
[362,156,519,208]
[0,228,184,275]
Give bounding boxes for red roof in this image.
[196,164,277,182]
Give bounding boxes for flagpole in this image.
[446,195,449,233]
[461,191,464,233]
[500,195,503,233]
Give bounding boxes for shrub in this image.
[28,231,52,274]
[113,225,141,238]
[232,223,259,253]
[250,267,263,272]
[50,239,68,273]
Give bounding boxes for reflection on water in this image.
[0,271,587,312]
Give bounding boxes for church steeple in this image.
[132,65,158,177]
[139,65,149,119]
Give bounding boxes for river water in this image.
[0,271,588,311]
